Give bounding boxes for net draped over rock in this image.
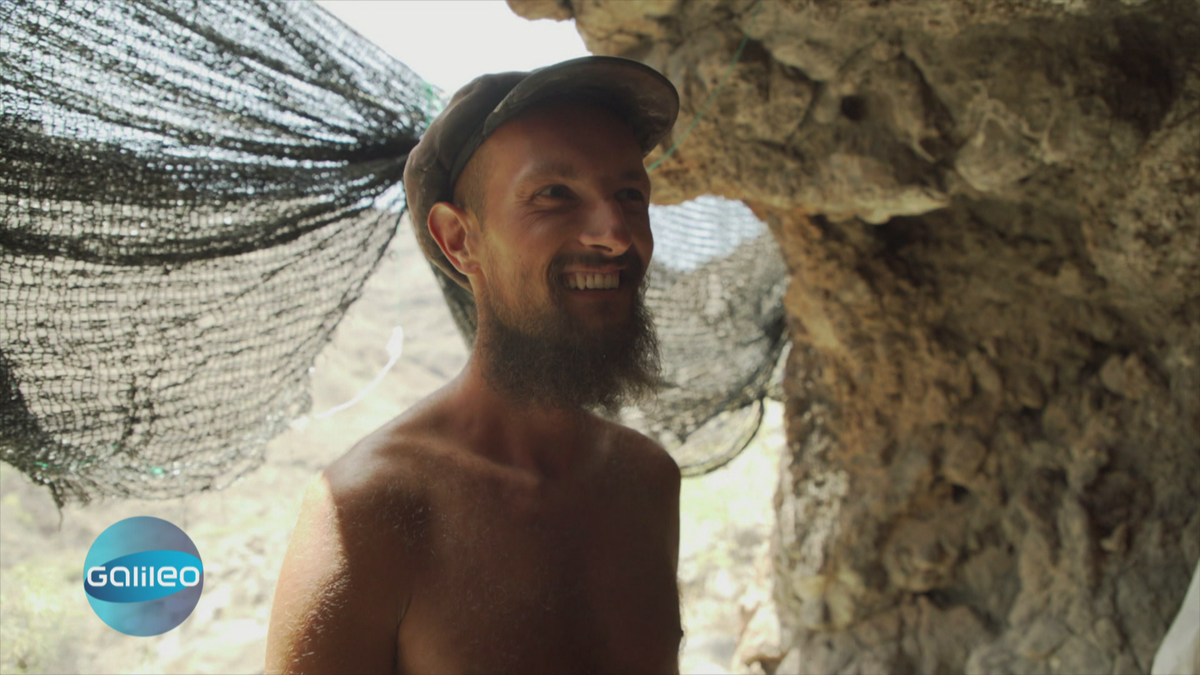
[638,197,787,474]
[1,0,788,505]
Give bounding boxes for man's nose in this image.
[578,199,633,255]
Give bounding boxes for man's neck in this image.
[443,351,599,480]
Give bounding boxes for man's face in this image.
[464,99,661,413]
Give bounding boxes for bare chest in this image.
[397,475,681,673]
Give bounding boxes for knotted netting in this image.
[1,0,788,505]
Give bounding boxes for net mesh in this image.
[1,0,788,505]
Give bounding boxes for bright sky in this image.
[315,1,590,94]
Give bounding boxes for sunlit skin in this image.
[266,101,683,674]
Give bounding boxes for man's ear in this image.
[427,201,481,279]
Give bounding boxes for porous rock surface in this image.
[511,1,1200,672]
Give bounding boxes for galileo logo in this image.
[83,516,204,636]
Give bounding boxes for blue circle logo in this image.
[83,516,204,636]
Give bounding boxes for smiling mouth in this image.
[564,272,620,290]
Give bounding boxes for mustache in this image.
[548,249,645,281]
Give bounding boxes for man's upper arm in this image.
[657,446,682,573]
[266,471,408,674]
[646,436,683,671]
[628,430,682,572]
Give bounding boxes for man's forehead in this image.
[516,160,650,185]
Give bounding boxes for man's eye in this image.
[535,184,572,199]
[618,188,647,202]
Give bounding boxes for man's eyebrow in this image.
[515,163,650,187]
[517,161,579,185]
[620,168,651,185]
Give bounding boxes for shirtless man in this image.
[266,56,684,674]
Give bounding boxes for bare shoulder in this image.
[599,418,681,495]
[265,417,437,674]
[596,419,682,569]
[323,418,437,524]
[615,420,679,471]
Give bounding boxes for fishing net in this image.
[1,0,788,505]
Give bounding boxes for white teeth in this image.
[565,272,620,290]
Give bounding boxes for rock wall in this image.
[511,1,1199,672]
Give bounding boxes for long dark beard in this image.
[477,270,662,417]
